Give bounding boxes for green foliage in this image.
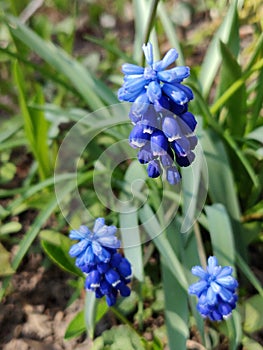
[40,230,83,277]
[92,325,144,350]
[243,294,263,334]
[0,242,15,276]
[64,310,86,340]
[0,1,263,349]
[13,61,52,180]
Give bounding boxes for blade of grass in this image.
[248,67,263,132]
[29,86,52,176]
[157,1,185,66]
[161,255,189,350]
[226,311,242,350]
[0,195,58,301]
[181,118,208,233]
[217,41,246,136]
[200,129,241,220]
[200,129,248,259]
[223,130,259,188]
[132,0,159,64]
[119,161,145,282]
[0,171,94,301]
[139,204,188,291]
[0,116,23,143]
[142,0,160,46]
[236,253,263,298]
[0,137,27,152]
[205,204,235,268]
[0,47,76,94]
[84,34,136,63]
[199,0,239,98]
[13,60,51,179]
[84,291,97,339]
[167,217,205,344]
[210,57,263,115]
[7,15,118,109]
[119,209,144,282]
[244,32,263,72]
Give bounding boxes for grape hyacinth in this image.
[188,256,238,321]
[69,218,132,306]
[118,42,198,184]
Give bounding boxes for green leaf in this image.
[0,172,92,301]
[28,86,52,177]
[236,253,263,298]
[181,118,208,233]
[242,336,263,350]
[92,325,144,350]
[225,310,242,350]
[0,137,27,153]
[246,126,263,143]
[85,291,97,340]
[161,256,189,350]
[116,291,138,316]
[0,243,15,277]
[84,34,134,62]
[249,69,263,132]
[12,61,51,180]
[139,204,188,291]
[132,0,159,64]
[217,41,246,136]
[199,0,239,97]
[200,129,241,221]
[0,162,16,183]
[81,294,108,341]
[7,15,118,109]
[40,230,83,277]
[64,310,86,340]
[165,217,205,344]
[243,294,263,333]
[0,222,22,236]
[119,161,146,282]
[0,116,23,143]
[95,299,108,323]
[157,2,185,66]
[223,130,259,188]
[120,210,144,282]
[210,57,263,116]
[205,204,235,267]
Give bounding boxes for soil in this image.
[0,253,92,350]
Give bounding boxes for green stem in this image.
[193,222,207,269]
[137,282,144,332]
[141,0,160,65]
[143,0,160,44]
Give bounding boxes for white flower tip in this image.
[112,279,121,287]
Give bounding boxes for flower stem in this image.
[194,222,207,269]
[137,282,144,331]
[141,0,160,65]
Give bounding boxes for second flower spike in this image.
[69,218,132,306]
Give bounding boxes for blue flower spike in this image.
[69,218,132,306]
[118,42,192,108]
[188,256,238,321]
[118,42,198,184]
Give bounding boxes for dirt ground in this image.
[0,252,93,350]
